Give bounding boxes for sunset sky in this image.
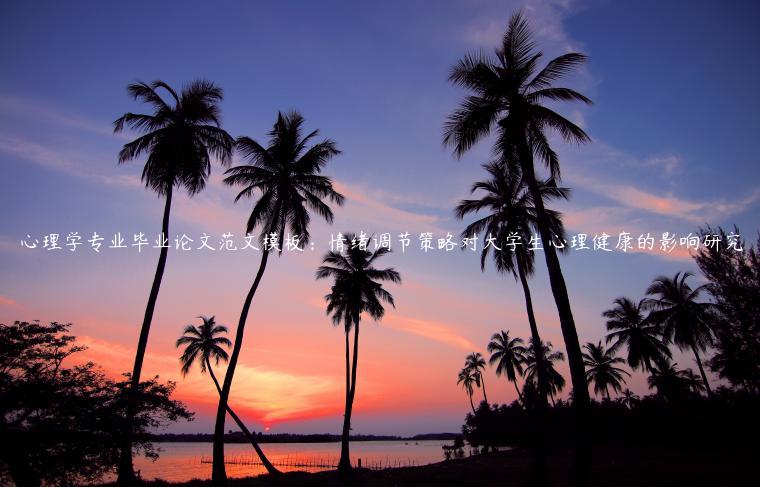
[1,0,759,436]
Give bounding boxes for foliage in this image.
[694,226,760,392]
[0,321,192,487]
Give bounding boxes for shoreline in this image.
[105,442,756,486]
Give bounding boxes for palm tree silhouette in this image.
[113,79,234,483]
[456,162,569,407]
[465,352,489,404]
[176,316,279,474]
[617,389,639,409]
[646,272,715,395]
[487,330,527,404]
[443,10,593,417]
[679,368,706,396]
[457,367,479,414]
[647,359,690,401]
[213,111,344,483]
[524,339,566,405]
[316,233,401,473]
[603,297,671,373]
[582,341,629,400]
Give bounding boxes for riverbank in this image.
[116,442,754,486]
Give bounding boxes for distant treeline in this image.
[147,432,460,443]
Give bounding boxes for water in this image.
[127,440,449,482]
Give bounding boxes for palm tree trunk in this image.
[516,140,590,487]
[513,380,524,405]
[517,149,589,412]
[691,344,712,395]
[212,249,271,485]
[480,373,489,404]
[517,258,549,408]
[339,320,361,472]
[118,185,172,485]
[205,359,279,475]
[339,327,351,472]
[468,392,476,414]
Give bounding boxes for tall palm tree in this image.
[213,111,344,483]
[603,297,671,373]
[646,272,715,395]
[443,10,593,417]
[464,352,489,404]
[316,233,401,473]
[113,79,234,483]
[456,162,569,407]
[487,330,527,404]
[176,316,279,474]
[524,339,566,405]
[581,341,629,400]
[457,368,478,414]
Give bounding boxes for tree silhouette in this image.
[582,341,629,400]
[443,11,593,430]
[316,233,400,473]
[487,330,527,404]
[646,272,715,395]
[456,162,569,408]
[457,367,479,414]
[176,316,279,474]
[113,79,233,483]
[524,339,566,405]
[465,352,489,404]
[647,359,690,402]
[603,297,671,373]
[213,111,344,484]
[617,389,639,409]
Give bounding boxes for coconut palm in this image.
[443,10,593,414]
[464,352,489,404]
[603,297,671,373]
[582,341,629,400]
[458,368,478,414]
[646,272,715,395]
[456,162,569,407]
[524,339,566,405]
[176,316,279,474]
[487,330,527,404]
[113,79,234,483]
[316,233,401,473]
[679,368,706,396]
[647,359,690,401]
[617,389,639,409]
[213,111,344,483]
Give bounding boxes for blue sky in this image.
[1,0,759,434]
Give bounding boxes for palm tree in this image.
[316,233,401,473]
[487,330,527,404]
[456,162,569,407]
[458,368,478,414]
[524,339,566,405]
[647,359,690,401]
[646,272,715,395]
[617,389,639,409]
[176,316,279,474]
[603,297,671,373]
[213,111,344,483]
[113,79,234,483]
[582,341,630,400]
[443,10,593,416]
[679,368,706,396]
[464,352,489,404]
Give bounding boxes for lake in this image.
[128,440,451,482]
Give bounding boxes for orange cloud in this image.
[0,295,17,307]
